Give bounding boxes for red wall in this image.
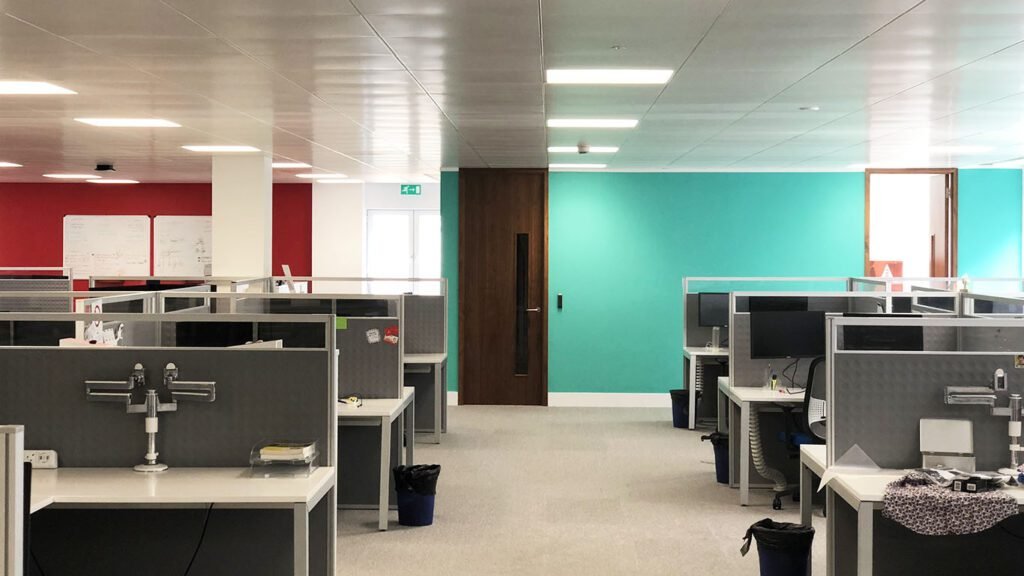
[0,182,312,276]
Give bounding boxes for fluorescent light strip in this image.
[75,118,180,128]
[43,173,97,179]
[0,81,76,95]
[547,119,638,129]
[182,145,261,153]
[0,162,22,168]
[546,69,674,85]
[548,146,619,154]
[87,179,138,184]
[317,179,363,184]
[549,163,606,169]
[272,162,312,169]
[296,173,348,179]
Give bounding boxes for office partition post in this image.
[0,425,24,576]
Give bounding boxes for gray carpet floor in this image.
[339,406,826,575]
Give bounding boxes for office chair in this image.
[771,356,826,510]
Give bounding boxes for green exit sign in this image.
[400,184,422,196]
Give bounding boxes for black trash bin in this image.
[700,432,729,484]
[741,518,815,576]
[669,389,698,428]
[393,464,441,526]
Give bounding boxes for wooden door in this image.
[458,169,548,405]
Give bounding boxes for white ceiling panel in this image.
[1,1,1024,180]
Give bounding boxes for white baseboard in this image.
[446,391,670,408]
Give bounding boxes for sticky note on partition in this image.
[336,318,348,330]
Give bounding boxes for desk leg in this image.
[379,416,391,531]
[857,503,873,576]
[293,503,309,576]
[406,401,416,466]
[799,460,812,526]
[432,364,442,444]
[739,401,750,506]
[717,388,727,434]
[688,358,698,429]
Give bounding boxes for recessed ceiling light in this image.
[547,119,638,129]
[316,179,363,184]
[0,81,76,95]
[75,118,180,128]
[296,173,348,179]
[182,145,261,153]
[929,145,993,155]
[549,163,607,169]
[87,179,139,184]
[0,162,22,168]
[43,173,97,179]
[272,162,312,169]
[799,106,821,111]
[546,69,673,85]
[548,146,619,154]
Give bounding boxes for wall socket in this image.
[25,449,58,469]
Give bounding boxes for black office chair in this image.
[771,356,826,510]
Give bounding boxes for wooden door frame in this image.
[864,168,958,277]
[456,168,549,406]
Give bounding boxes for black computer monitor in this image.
[842,313,924,351]
[917,295,955,311]
[335,299,390,317]
[698,293,730,327]
[175,322,254,347]
[750,310,825,359]
[748,296,809,312]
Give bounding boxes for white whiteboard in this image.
[62,215,151,279]
[153,216,212,276]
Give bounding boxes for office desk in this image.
[717,377,804,505]
[338,386,415,530]
[827,470,1024,576]
[404,353,447,444]
[31,466,336,576]
[682,346,728,429]
[799,444,826,526]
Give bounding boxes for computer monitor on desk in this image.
[749,310,825,359]
[698,293,730,327]
[843,313,924,351]
[748,296,808,313]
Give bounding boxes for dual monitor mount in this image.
[86,362,216,472]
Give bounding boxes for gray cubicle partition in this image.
[337,316,403,399]
[0,314,336,576]
[826,316,1024,576]
[0,268,73,313]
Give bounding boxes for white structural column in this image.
[312,182,364,291]
[211,155,273,277]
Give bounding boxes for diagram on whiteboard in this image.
[63,215,151,279]
[154,216,212,276]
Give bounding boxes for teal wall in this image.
[548,172,865,394]
[440,171,459,392]
[958,169,1022,278]
[440,169,1023,394]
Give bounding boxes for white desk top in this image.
[828,470,1024,509]
[30,466,336,514]
[800,445,827,476]
[718,377,804,404]
[683,346,728,358]
[404,353,447,365]
[337,386,415,419]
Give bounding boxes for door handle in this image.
[526,308,542,313]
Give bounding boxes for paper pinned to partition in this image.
[819,444,882,491]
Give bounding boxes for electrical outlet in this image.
[25,449,58,469]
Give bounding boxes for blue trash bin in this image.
[393,464,441,527]
[701,432,729,484]
[669,389,694,428]
[397,491,436,526]
[741,518,814,576]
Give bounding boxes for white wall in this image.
[311,181,440,286]
[211,155,273,276]
[312,183,364,287]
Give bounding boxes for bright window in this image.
[366,209,441,294]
